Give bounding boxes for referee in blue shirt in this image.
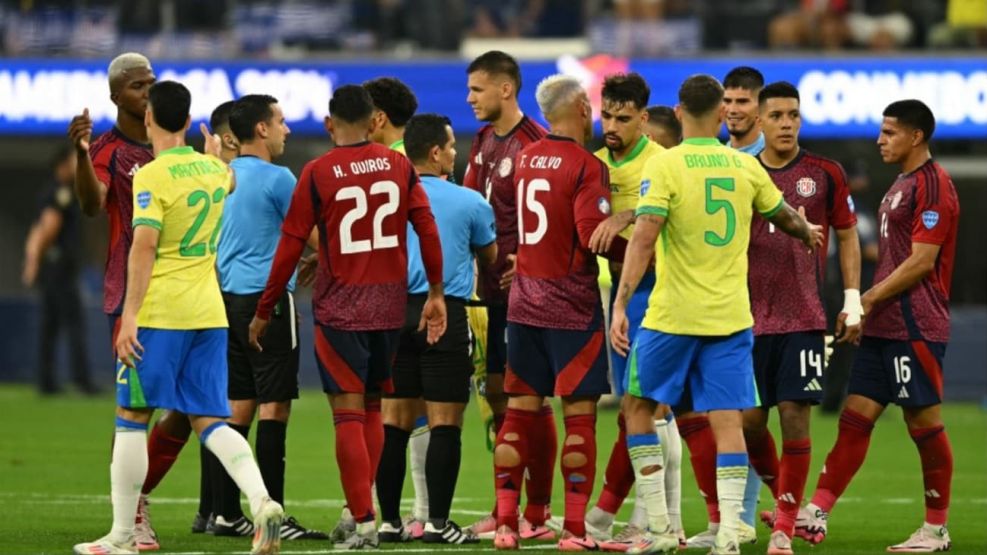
[213,94,324,541]
[375,114,497,545]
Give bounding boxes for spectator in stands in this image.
[928,0,987,48]
[769,0,919,51]
[21,144,96,396]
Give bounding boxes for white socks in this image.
[628,433,670,533]
[409,420,430,521]
[204,423,269,517]
[656,417,683,533]
[109,424,148,543]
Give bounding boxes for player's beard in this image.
[482,105,502,123]
[605,134,625,152]
[728,120,755,139]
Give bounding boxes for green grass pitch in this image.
[0,385,984,554]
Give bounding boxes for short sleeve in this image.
[751,163,784,217]
[132,169,163,230]
[636,155,669,218]
[573,158,612,248]
[826,162,857,229]
[281,162,318,240]
[911,172,956,246]
[469,194,497,248]
[270,167,297,219]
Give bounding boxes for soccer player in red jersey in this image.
[492,74,625,551]
[742,82,863,555]
[67,52,191,551]
[463,50,557,540]
[801,99,959,553]
[248,85,447,550]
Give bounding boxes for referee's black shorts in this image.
[224,290,300,403]
[387,295,473,404]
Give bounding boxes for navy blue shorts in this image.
[486,304,508,375]
[627,328,756,412]
[848,337,946,407]
[115,328,230,417]
[314,325,400,395]
[505,321,610,398]
[753,332,826,408]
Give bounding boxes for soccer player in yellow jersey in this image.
[74,81,284,555]
[609,75,823,555]
[583,73,685,550]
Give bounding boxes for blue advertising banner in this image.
[0,56,984,138]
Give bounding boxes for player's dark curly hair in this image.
[363,77,418,128]
[404,113,453,165]
[678,74,724,118]
[148,81,191,133]
[883,99,935,143]
[723,66,765,92]
[229,94,278,142]
[329,85,374,124]
[758,81,800,105]
[467,50,522,96]
[602,72,650,110]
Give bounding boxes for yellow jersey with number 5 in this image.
[635,137,784,336]
[132,146,232,329]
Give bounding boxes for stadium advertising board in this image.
[0,56,984,139]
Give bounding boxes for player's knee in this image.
[494,442,521,467]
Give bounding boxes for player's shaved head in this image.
[883,99,935,143]
[535,75,585,122]
[108,52,152,92]
[679,74,724,118]
[467,50,522,97]
[329,85,375,124]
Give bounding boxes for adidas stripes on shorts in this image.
[752,331,826,408]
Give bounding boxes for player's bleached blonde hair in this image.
[107,52,152,87]
[535,74,585,121]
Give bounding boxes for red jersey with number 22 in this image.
[280,141,440,331]
[508,135,613,331]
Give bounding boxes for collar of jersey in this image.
[608,135,650,167]
[389,139,404,151]
[683,137,721,146]
[159,145,194,157]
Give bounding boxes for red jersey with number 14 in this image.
[749,150,857,335]
[89,127,154,314]
[279,141,441,331]
[866,159,958,342]
[508,135,614,330]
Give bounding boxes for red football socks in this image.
[774,438,811,536]
[495,408,537,531]
[334,409,374,522]
[561,414,596,537]
[364,399,384,479]
[811,408,875,513]
[523,405,557,526]
[142,423,188,495]
[596,412,633,514]
[910,425,953,526]
[747,430,780,498]
[678,415,720,523]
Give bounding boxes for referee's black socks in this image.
[376,425,411,525]
[256,419,287,506]
[426,425,462,528]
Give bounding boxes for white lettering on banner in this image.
[0,70,112,121]
[234,69,332,121]
[800,70,987,126]
[158,69,235,122]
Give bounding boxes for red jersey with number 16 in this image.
[508,135,616,331]
[277,141,441,331]
[866,159,958,342]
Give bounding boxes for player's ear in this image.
[673,105,682,122]
[501,79,512,100]
[911,128,924,147]
[144,106,152,128]
[183,115,191,133]
[324,116,334,137]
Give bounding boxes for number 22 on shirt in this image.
[337,180,400,254]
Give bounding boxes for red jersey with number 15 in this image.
[89,127,154,314]
[464,116,547,304]
[279,141,441,331]
[749,150,857,335]
[866,159,958,342]
[508,135,615,331]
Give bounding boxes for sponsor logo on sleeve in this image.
[136,191,151,209]
[598,197,611,215]
[922,210,940,229]
[640,178,651,196]
[847,195,855,213]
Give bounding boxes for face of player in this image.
[111,67,156,121]
[643,122,679,149]
[467,71,507,123]
[600,99,645,155]
[437,125,457,175]
[264,103,290,158]
[722,87,759,138]
[760,97,801,154]
[877,117,924,165]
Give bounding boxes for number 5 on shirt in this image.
[517,177,550,245]
[704,177,736,247]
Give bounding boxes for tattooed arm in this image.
[610,212,665,356]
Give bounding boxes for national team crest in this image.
[922,210,940,229]
[796,177,817,198]
[598,197,611,215]
[497,157,512,178]
[136,191,151,209]
[890,191,903,210]
[640,179,651,196]
[847,195,856,213]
